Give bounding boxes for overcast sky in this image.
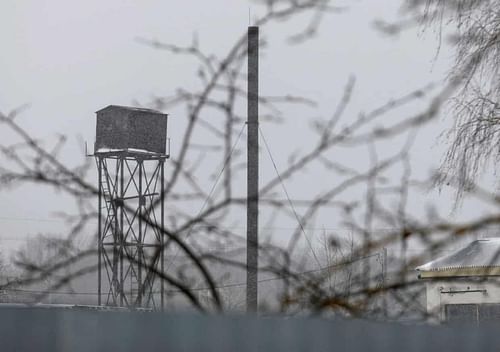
[0,0,495,255]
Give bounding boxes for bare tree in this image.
[379,1,500,202]
[1,0,499,321]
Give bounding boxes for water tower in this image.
[93,105,169,309]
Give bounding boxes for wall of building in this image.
[426,277,500,322]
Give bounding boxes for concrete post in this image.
[247,26,259,313]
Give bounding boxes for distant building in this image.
[416,238,500,324]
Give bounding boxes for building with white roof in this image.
[416,238,500,323]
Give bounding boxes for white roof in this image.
[416,238,500,272]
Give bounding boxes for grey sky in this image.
[0,1,494,255]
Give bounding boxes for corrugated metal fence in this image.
[0,307,498,351]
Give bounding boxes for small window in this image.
[479,304,500,324]
[445,304,478,324]
[445,304,500,324]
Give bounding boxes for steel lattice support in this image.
[96,152,166,309]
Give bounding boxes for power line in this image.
[0,252,381,296]
[0,216,68,223]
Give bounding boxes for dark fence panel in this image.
[0,307,497,352]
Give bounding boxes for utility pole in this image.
[247,25,259,313]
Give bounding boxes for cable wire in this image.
[164,123,247,272]
[1,252,381,296]
[258,126,322,269]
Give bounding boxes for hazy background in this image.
[0,0,494,256]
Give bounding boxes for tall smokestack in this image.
[247,25,259,313]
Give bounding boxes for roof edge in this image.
[418,266,500,279]
[95,105,167,115]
